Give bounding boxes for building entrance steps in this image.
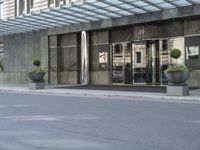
[0,84,199,102]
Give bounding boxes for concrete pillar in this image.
[40,30,49,83]
[49,35,60,84]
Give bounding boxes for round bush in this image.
[32,58,41,67]
[170,48,181,59]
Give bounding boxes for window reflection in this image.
[169,38,185,65]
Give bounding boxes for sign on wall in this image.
[99,52,108,63]
[186,46,199,59]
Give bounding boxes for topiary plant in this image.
[170,48,181,59]
[29,58,46,83]
[166,48,187,72]
[165,48,190,85]
[32,58,41,67]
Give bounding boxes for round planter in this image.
[28,71,45,82]
[164,71,190,85]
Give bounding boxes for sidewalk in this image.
[0,84,199,102]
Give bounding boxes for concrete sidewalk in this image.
[0,84,199,102]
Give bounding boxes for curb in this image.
[0,88,200,102]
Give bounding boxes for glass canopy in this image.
[0,0,199,36]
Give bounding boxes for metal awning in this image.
[0,0,200,36]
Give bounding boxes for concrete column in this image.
[40,30,49,83]
[49,35,60,84]
[81,31,89,85]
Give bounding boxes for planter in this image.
[165,71,190,96]
[28,71,46,89]
[164,71,190,85]
[29,81,45,90]
[28,72,45,82]
[167,85,189,96]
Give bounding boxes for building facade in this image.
[0,0,200,87]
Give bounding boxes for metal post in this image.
[152,43,155,85]
[81,31,89,85]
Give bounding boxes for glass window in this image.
[16,0,27,15]
[49,0,55,7]
[136,52,141,63]
[19,0,25,15]
[113,44,123,54]
[30,0,34,9]
[0,2,3,19]
[59,0,65,5]
[162,40,168,51]
[169,38,185,65]
[50,0,55,4]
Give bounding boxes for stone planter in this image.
[28,72,45,82]
[166,85,189,96]
[164,71,190,96]
[28,71,46,89]
[164,71,190,85]
[29,81,45,90]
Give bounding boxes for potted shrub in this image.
[164,48,190,96]
[28,58,46,89]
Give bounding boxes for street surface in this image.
[0,92,199,150]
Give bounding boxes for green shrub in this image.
[32,58,41,67]
[165,48,190,73]
[170,48,181,59]
[29,68,46,74]
[165,64,188,72]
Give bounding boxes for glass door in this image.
[112,43,132,84]
[112,43,123,84]
[124,43,132,84]
[132,41,160,85]
[132,43,147,84]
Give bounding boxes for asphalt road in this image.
[0,93,199,150]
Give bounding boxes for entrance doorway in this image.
[111,40,170,85]
[112,43,132,84]
[132,41,160,85]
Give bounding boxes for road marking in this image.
[26,138,108,149]
[193,120,200,123]
[0,115,102,121]
[0,104,32,108]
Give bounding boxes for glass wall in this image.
[0,1,4,19]
[132,41,160,85]
[132,43,147,84]
[160,39,170,85]
[111,38,185,86]
[112,43,132,84]
[112,44,123,84]
[169,37,185,65]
